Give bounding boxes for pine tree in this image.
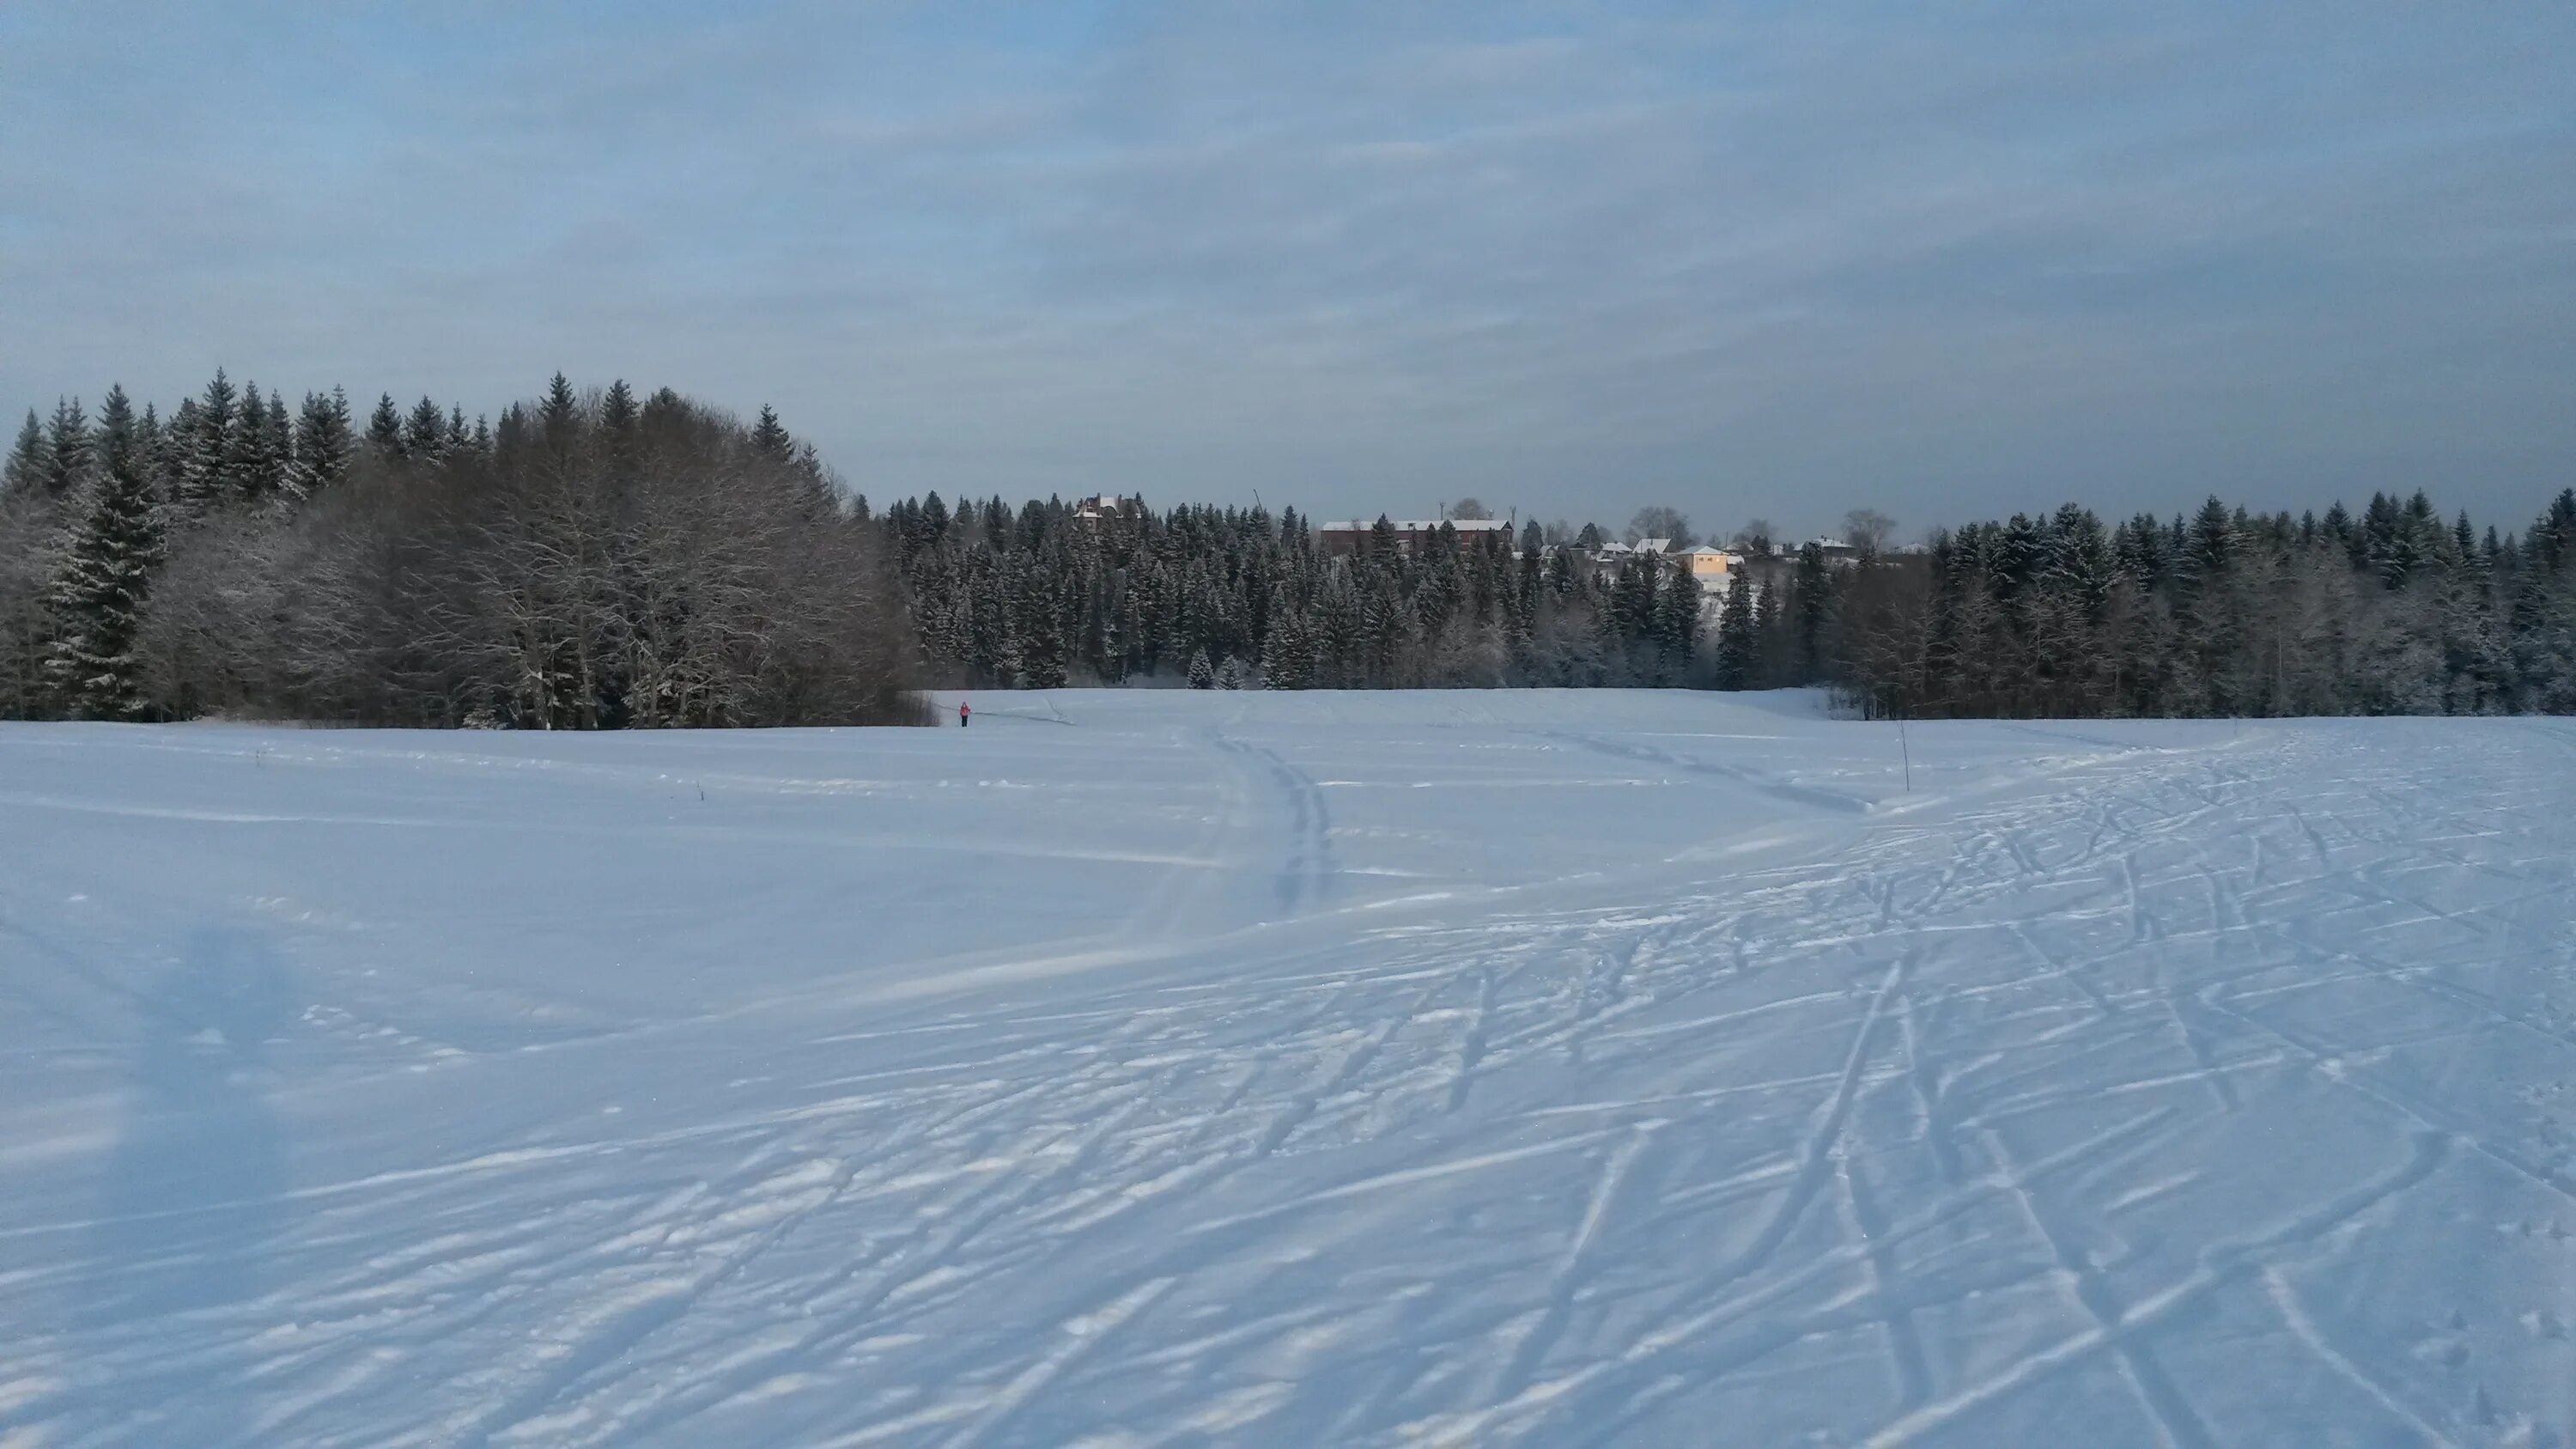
[750,405,791,459]
[1752,569,1788,684]
[1012,554,1070,689]
[404,395,448,460]
[135,404,165,493]
[367,393,405,459]
[1790,542,1834,683]
[223,381,282,502]
[43,397,93,499]
[44,386,162,719]
[540,373,580,441]
[1218,655,1243,690]
[1714,568,1756,688]
[1188,646,1214,690]
[289,388,353,498]
[602,379,637,433]
[173,371,237,511]
[2042,504,2117,622]
[1261,592,1314,689]
[3,410,48,499]
[1653,561,1703,678]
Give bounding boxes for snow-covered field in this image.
[4,692,2573,1446]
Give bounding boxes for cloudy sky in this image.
[4,3,2571,538]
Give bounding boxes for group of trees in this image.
[5,369,2570,726]
[878,487,2576,720]
[884,502,1716,690]
[1828,492,2576,719]
[0,374,918,727]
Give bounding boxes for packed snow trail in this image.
[3,693,2573,1446]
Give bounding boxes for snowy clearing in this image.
[4,691,2573,1446]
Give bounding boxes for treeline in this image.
[885,502,1718,689]
[5,370,2571,727]
[0,374,919,727]
[1831,493,2576,719]
[878,489,2576,718]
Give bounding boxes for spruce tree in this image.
[269,392,295,477]
[1652,561,1703,678]
[43,397,92,499]
[1714,569,1756,688]
[602,379,637,433]
[750,404,791,459]
[135,405,165,492]
[174,371,235,511]
[1188,646,1213,689]
[1790,542,1833,683]
[367,393,405,459]
[1261,593,1313,689]
[223,381,283,502]
[1012,556,1070,689]
[289,388,353,498]
[404,396,448,460]
[44,386,162,719]
[540,373,580,441]
[3,410,48,499]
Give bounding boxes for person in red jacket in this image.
[959,700,970,728]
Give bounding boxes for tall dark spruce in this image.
[43,387,163,720]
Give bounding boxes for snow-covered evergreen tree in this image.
[43,386,162,719]
[1713,569,1756,689]
[539,373,580,443]
[43,397,93,499]
[1012,555,1070,689]
[222,381,286,503]
[3,411,48,499]
[1260,589,1313,689]
[404,395,448,461]
[173,371,235,512]
[366,393,404,460]
[289,388,353,499]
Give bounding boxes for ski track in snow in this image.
[3,692,2573,1446]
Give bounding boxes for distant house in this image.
[1317,517,1515,558]
[1590,536,1705,584]
[1678,545,1741,595]
[1073,494,1137,523]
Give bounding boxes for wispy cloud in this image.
[3,3,2570,533]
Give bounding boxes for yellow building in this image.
[1679,546,1740,594]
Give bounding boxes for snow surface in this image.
[4,692,2573,1446]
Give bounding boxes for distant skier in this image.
[958,701,970,728]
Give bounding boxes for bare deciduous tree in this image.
[1626,506,1697,548]
[1842,508,1898,553]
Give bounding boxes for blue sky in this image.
[4,3,2571,538]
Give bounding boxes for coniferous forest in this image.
[0,375,915,728]
[3,373,2571,726]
